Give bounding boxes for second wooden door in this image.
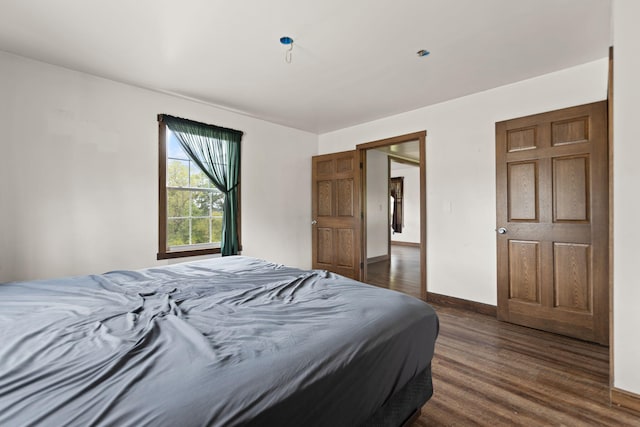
[311,150,361,280]
[496,101,609,345]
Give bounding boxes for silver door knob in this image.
[497,227,507,234]
[311,220,318,225]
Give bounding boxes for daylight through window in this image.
[166,129,224,248]
[157,114,242,259]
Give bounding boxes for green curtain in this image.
[162,115,243,256]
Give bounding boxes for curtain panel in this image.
[161,114,243,256]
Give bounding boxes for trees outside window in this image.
[166,132,224,248]
[157,116,242,259]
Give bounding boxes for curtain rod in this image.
[157,114,244,136]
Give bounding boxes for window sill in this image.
[157,247,221,260]
[157,245,243,260]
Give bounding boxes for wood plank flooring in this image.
[366,244,421,299]
[418,305,639,426]
[366,246,640,426]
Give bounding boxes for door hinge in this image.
[360,162,363,169]
[360,262,364,270]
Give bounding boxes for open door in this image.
[496,101,609,345]
[311,150,361,279]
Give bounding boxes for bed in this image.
[0,256,439,426]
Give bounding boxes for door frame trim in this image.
[357,131,427,300]
[607,45,614,393]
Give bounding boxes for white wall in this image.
[391,162,420,244]
[319,58,608,305]
[0,52,317,283]
[366,149,389,259]
[612,0,640,397]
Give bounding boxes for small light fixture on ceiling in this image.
[416,49,430,57]
[280,36,294,63]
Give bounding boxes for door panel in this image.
[496,101,608,345]
[508,162,538,221]
[507,127,537,151]
[336,179,354,216]
[553,243,590,312]
[508,240,541,304]
[336,229,354,268]
[312,150,361,279]
[552,117,589,145]
[317,181,333,216]
[317,228,333,264]
[553,156,589,222]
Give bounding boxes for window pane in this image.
[190,169,212,189]
[167,189,190,218]
[211,191,225,212]
[167,218,189,246]
[167,159,189,187]
[212,212,223,243]
[191,218,210,244]
[167,130,189,160]
[191,191,211,217]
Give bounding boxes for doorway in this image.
[357,131,426,300]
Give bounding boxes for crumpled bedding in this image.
[0,256,438,427]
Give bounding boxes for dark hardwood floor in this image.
[366,244,421,299]
[366,245,640,426]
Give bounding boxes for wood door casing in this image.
[357,131,427,300]
[312,150,361,279]
[496,101,609,345]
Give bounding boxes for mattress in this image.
[0,256,438,426]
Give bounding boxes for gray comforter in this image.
[0,256,438,426]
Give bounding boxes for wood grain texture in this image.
[317,181,333,216]
[414,305,640,426]
[312,150,361,279]
[316,228,332,264]
[337,178,354,217]
[553,243,591,312]
[316,159,334,176]
[336,157,353,174]
[496,101,609,345]
[553,156,589,222]
[365,245,638,424]
[366,244,421,299]
[336,228,354,268]
[607,46,614,388]
[508,162,538,221]
[507,127,537,152]
[612,388,640,415]
[426,292,497,317]
[508,240,540,303]
[552,116,589,145]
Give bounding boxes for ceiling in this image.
[375,141,421,164]
[0,0,611,134]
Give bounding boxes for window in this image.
[157,115,242,259]
[166,131,224,248]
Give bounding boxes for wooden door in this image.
[312,150,361,279]
[496,101,609,345]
